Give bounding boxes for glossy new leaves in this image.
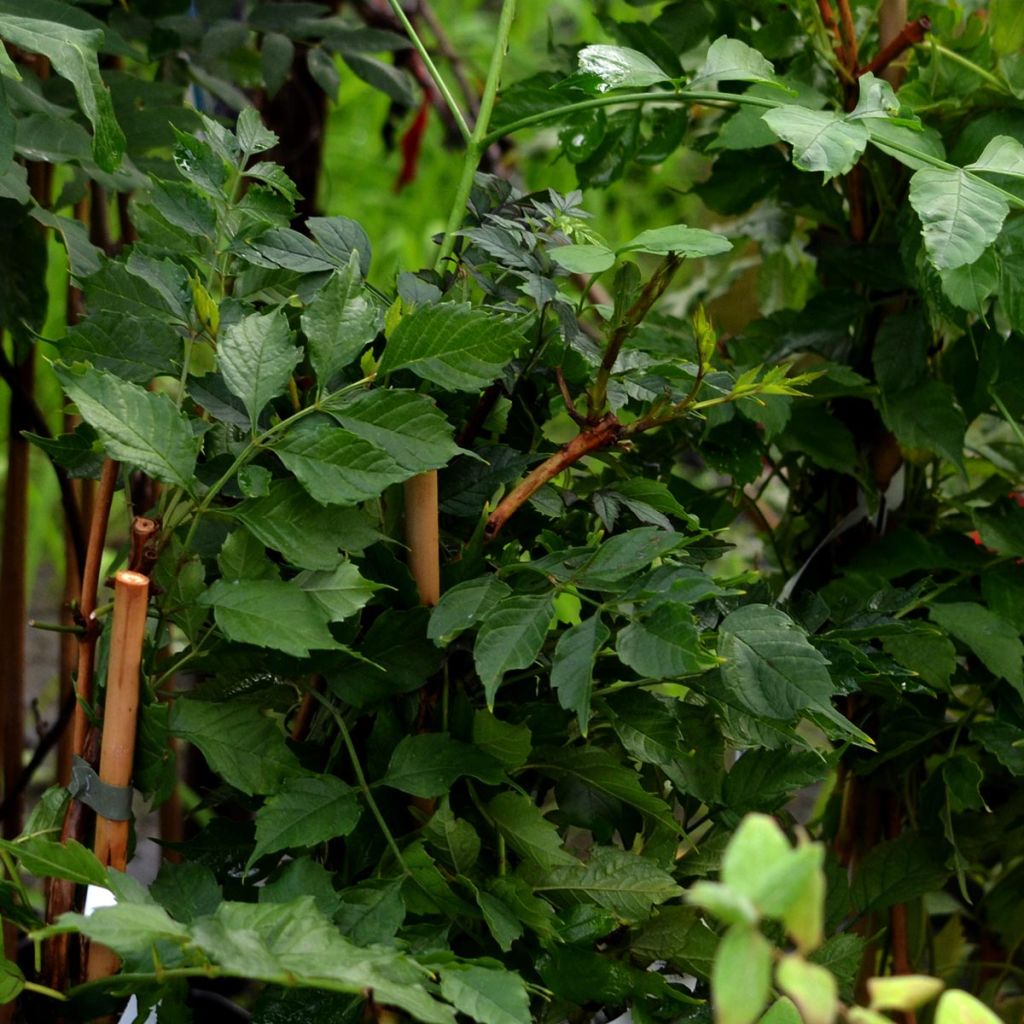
[762,108,868,180]
[577,45,670,91]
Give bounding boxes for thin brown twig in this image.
[836,0,859,71]
[861,17,931,78]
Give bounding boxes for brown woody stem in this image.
[836,0,859,70]
[71,460,119,760]
[484,414,623,541]
[861,16,930,79]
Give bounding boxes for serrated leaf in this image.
[577,44,670,91]
[0,837,106,887]
[472,711,531,769]
[619,225,733,257]
[618,603,714,678]
[880,379,966,474]
[236,107,278,156]
[170,697,302,796]
[473,594,554,706]
[762,107,868,180]
[219,309,301,430]
[380,302,526,392]
[850,834,949,913]
[691,36,776,89]
[535,846,681,922]
[939,249,999,313]
[235,479,380,570]
[295,562,381,621]
[250,775,361,867]
[329,388,460,473]
[929,602,1023,694]
[56,364,198,489]
[488,792,576,871]
[551,615,609,734]
[336,879,406,946]
[439,966,531,1024]
[429,577,512,644]
[381,733,504,798]
[199,578,341,657]
[0,15,124,170]
[58,313,179,383]
[301,255,378,387]
[719,604,864,741]
[908,168,1009,270]
[274,416,405,505]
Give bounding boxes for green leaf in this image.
[939,249,999,313]
[577,528,689,589]
[235,479,380,570]
[551,615,610,734]
[712,925,772,1024]
[533,746,680,832]
[429,577,512,644]
[619,224,732,257]
[488,792,576,871]
[439,965,531,1024]
[617,603,714,678]
[58,313,179,383]
[379,302,526,392]
[718,604,863,741]
[0,956,24,1004]
[943,755,986,813]
[761,108,868,180]
[151,861,222,924]
[301,254,378,387]
[336,879,406,946]
[250,775,361,867]
[867,976,945,1012]
[56,364,198,490]
[849,73,900,120]
[261,32,294,98]
[691,36,776,89]
[850,834,949,913]
[472,711,532,769]
[274,416,404,506]
[381,733,504,798]
[908,168,1009,270]
[880,379,966,474]
[236,107,278,156]
[295,562,381,622]
[423,799,481,875]
[929,602,1023,694]
[0,15,124,170]
[308,217,372,277]
[476,890,524,952]
[343,53,416,107]
[775,955,837,1024]
[549,243,616,274]
[473,594,554,706]
[758,999,802,1024]
[966,135,1024,178]
[630,905,719,980]
[577,44,670,90]
[882,632,956,690]
[307,47,340,101]
[147,179,218,240]
[170,697,302,796]
[44,903,189,955]
[261,858,342,920]
[535,845,682,921]
[329,388,460,474]
[200,578,342,657]
[0,836,106,886]
[935,991,1001,1024]
[219,310,301,431]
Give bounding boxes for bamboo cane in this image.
[86,570,149,981]
[404,471,440,607]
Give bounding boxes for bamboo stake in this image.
[404,472,441,607]
[87,570,149,982]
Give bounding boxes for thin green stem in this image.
[930,41,1009,93]
[23,981,68,1001]
[309,689,409,875]
[478,89,777,149]
[435,0,517,272]
[0,848,31,910]
[991,391,1024,449]
[386,0,471,144]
